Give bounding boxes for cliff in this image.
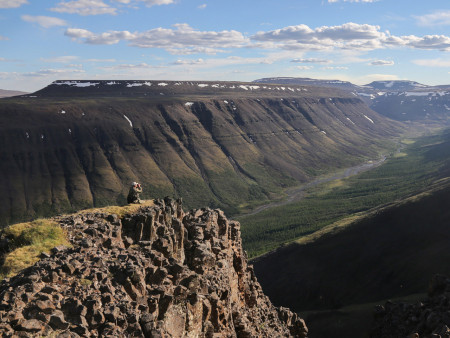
[0,198,307,337]
[0,80,403,226]
[372,275,450,338]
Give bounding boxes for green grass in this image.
[0,219,70,279]
[239,129,450,258]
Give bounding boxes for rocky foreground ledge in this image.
[372,275,450,338]
[0,198,307,337]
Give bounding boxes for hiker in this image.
[127,182,143,204]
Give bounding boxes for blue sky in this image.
[0,0,449,91]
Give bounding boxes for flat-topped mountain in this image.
[254,77,363,91]
[366,80,429,91]
[28,80,350,98]
[0,80,402,226]
[255,77,450,122]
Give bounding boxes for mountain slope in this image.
[254,77,450,122]
[0,80,402,226]
[251,175,450,336]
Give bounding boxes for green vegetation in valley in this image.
[239,129,450,258]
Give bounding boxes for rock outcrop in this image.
[0,198,307,337]
[371,275,450,338]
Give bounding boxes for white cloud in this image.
[23,68,85,77]
[415,10,450,27]
[85,58,116,62]
[0,0,28,8]
[41,56,79,63]
[198,4,207,9]
[370,60,394,66]
[252,22,450,52]
[138,0,174,6]
[171,58,205,65]
[412,58,450,67]
[291,58,331,64]
[65,24,248,54]
[322,66,348,70]
[51,0,117,16]
[105,62,152,69]
[328,0,378,2]
[21,15,68,28]
[296,65,313,70]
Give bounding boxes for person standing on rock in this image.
[127,182,143,204]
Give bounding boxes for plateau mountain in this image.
[0,80,401,226]
[255,77,450,122]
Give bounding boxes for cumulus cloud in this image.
[21,15,68,28]
[370,59,394,66]
[64,21,450,55]
[251,22,450,52]
[291,58,331,63]
[51,0,117,16]
[65,23,248,54]
[412,58,450,67]
[415,10,450,27]
[0,0,28,8]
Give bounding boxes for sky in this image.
[0,0,449,92]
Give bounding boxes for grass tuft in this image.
[0,219,70,279]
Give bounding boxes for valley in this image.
[249,128,450,337]
[0,80,401,226]
[2,78,450,337]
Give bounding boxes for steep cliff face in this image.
[0,80,402,225]
[0,198,307,337]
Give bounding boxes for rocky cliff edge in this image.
[0,198,307,337]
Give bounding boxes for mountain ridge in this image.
[0,80,402,226]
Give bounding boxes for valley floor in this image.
[247,126,450,337]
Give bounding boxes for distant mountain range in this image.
[255,77,450,122]
[0,89,28,98]
[0,80,402,226]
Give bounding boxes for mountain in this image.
[255,77,450,122]
[252,174,450,337]
[0,80,402,226]
[253,77,362,91]
[0,197,307,336]
[370,89,450,122]
[0,89,28,98]
[366,80,429,91]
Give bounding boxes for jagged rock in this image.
[0,198,307,337]
[372,275,450,338]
